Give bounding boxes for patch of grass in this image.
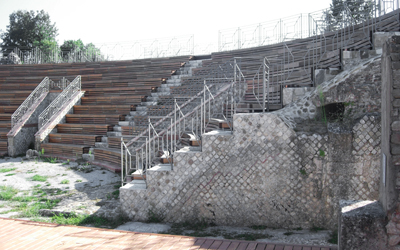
[43,157,58,164]
[310,226,325,232]
[50,213,128,228]
[60,180,69,184]
[18,199,61,218]
[147,209,165,223]
[328,229,338,244]
[0,168,16,173]
[30,175,47,182]
[222,232,271,241]
[319,149,326,157]
[76,180,82,183]
[299,169,307,176]
[0,186,18,200]
[5,173,15,176]
[250,225,268,230]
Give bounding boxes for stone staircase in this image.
[90,59,204,171]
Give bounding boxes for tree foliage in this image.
[60,39,104,61]
[324,0,376,31]
[0,10,58,54]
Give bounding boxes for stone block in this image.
[391,53,400,61]
[394,99,400,107]
[391,44,400,53]
[393,89,400,99]
[392,133,400,144]
[392,36,400,44]
[392,121,400,131]
[393,155,400,165]
[392,144,400,155]
[339,200,387,250]
[393,61,400,70]
[374,33,400,49]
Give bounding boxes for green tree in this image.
[324,0,376,31]
[0,10,58,55]
[60,39,104,62]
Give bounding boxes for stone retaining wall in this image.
[121,50,382,230]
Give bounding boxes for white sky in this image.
[0,0,332,54]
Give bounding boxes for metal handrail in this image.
[38,75,81,129]
[11,77,50,127]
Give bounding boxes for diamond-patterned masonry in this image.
[120,113,380,229]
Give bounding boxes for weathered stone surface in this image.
[26,149,39,159]
[391,53,400,61]
[392,61,400,70]
[121,55,382,230]
[391,36,400,44]
[391,43,400,53]
[388,234,400,247]
[339,200,387,250]
[121,113,381,229]
[391,144,400,155]
[393,89,400,98]
[392,155,400,165]
[392,121,400,131]
[392,133,400,144]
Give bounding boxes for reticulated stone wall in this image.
[120,54,382,230]
[121,112,380,229]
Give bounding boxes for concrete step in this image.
[151,92,170,97]
[95,142,108,148]
[145,96,159,102]
[136,106,147,111]
[82,153,94,161]
[118,121,130,126]
[121,179,147,190]
[107,131,122,136]
[166,79,181,84]
[124,116,134,122]
[148,164,172,172]
[130,111,147,116]
[141,102,158,106]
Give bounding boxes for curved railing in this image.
[11,77,50,127]
[2,0,398,64]
[38,75,81,129]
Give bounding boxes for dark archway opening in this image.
[323,103,345,122]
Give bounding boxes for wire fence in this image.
[0,0,398,64]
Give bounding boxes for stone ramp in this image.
[0,217,337,250]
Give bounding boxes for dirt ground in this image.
[0,156,337,247]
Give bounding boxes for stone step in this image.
[148,164,172,172]
[136,106,147,111]
[130,111,147,116]
[118,121,130,126]
[107,131,122,137]
[141,102,158,106]
[165,79,181,84]
[82,153,94,161]
[121,179,147,190]
[124,116,134,122]
[95,142,108,148]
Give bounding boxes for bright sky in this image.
[0,0,332,55]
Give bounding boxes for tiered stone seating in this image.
[0,69,49,156]
[35,57,190,171]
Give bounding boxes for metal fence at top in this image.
[1,0,399,64]
[93,35,194,60]
[218,0,400,51]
